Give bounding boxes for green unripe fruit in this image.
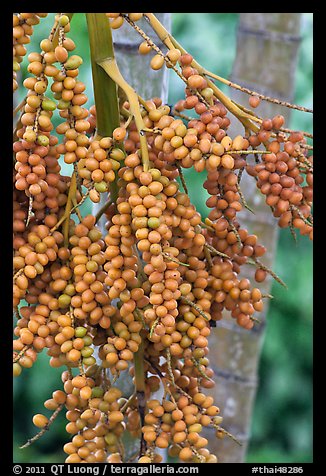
[188,423,202,433]
[36,135,49,147]
[58,293,71,308]
[75,326,87,338]
[57,99,71,110]
[149,168,161,180]
[91,386,104,398]
[81,346,94,358]
[64,55,83,70]
[148,217,160,229]
[82,356,96,366]
[83,336,93,346]
[193,348,205,359]
[199,357,209,366]
[53,92,62,100]
[59,15,70,27]
[110,159,121,171]
[88,228,102,242]
[201,87,214,100]
[180,335,192,348]
[159,176,170,186]
[13,60,20,72]
[94,181,107,193]
[41,98,56,111]
[105,432,117,446]
[99,400,110,412]
[64,284,76,296]
[86,260,98,272]
[110,148,125,161]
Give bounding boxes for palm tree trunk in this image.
[204,13,302,462]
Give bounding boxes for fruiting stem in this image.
[125,14,209,107]
[236,182,255,215]
[13,345,29,363]
[121,392,137,414]
[203,69,313,113]
[13,98,26,116]
[95,198,113,224]
[180,296,210,320]
[204,242,230,260]
[191,357,214,381]
[162,252,190,267]
[249,257,287,288]
[149,318,160,338]
[13,268,24,282]
[175,162,189,194]
[63,172,76,247]
[134,339,147,456]
[166,349,175,385]
[144,13,259,133]
[20,404,64,449]
[215,426,242,446]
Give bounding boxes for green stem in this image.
[63,172,76,247]
[86,13,121,204]
[95,198,113,224]
[86,14,120,138]
[134,340,146,394]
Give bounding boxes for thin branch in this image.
[124,14,210,108]
[290,204,313,227]
[143,14,260,133]
[204,70,313,113]
[13,345,30,363]
[63,173,77,247]
[20,404,64,449]
[204,242,231,260]
[95,198,113,224]
[249,257,287,288]
[162,251,190,267]
[13,268,24,282]
[191,357,214,381]
[149,317,160,338]
[13,98,26,116]
[180,296,210,320]
[121,392,137,413]
[166,349,175,385]
[175,162,189,194]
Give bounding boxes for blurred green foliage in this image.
[13,13,312,463]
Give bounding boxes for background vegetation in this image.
[13,13,313,463]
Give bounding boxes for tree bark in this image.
[204,13,302,463]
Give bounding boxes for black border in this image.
[4,6,319,474]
